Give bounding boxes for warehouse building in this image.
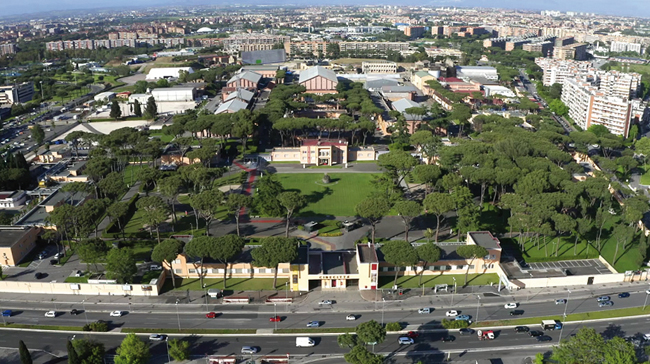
[151,86,197,102]
[146,67,194,81]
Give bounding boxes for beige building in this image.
[362,61,397,74]
[412,71,436,92]
[0,226,40,266]
[270,139,376,165]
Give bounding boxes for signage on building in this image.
[317,275,356,279]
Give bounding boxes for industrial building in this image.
[151,86,197,102]
[0,82,34,105]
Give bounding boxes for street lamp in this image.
[82,300,89,326]
[562,289,571,319]
[165,337,171,363]
[452,277,457,306]
[274,303,278,331]
[475,295,480,323]
[175,299,181,331]
[644,288,650,310]
[381,298,385,325]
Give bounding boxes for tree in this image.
[416,242,442,285]
[136,196,170,243]
[380,240,419,286]
[377,151,419,188]
[356,320,386,345]
[552,327,606,363]
[394,200,421,241]
[106,248,137,284]
[210,234,246,289]
[144,96,157,119]
[549,99,569,116]
[98,172,126,199]
[31,124,45,145]
[151,238,184,289]
[76,239,109,272]
[253,174,284,217]
[157,176,183,228]
[456,245,488,286]
[185,236,214,288]
[107,202,129,240]
[167,339,190,362]
[636,137,650,167]
[226,193,253,237]
[534,353,544,364]
[277,191,306,237]
[68,340,81,364]
[110,100,122,120]
[190,189,224,236]
[133,99,142,118]
[115,333,150,364]
[355,198,391,244]
[19,340,32,364]
[423,192,456,242]
[411,164,441,195]
[344,345,383,364]
[72,339,105,364]
[337,333,359,348]
[251,236,299,288]
[454,186,480,237]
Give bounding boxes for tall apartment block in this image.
[610,41,643,54]
[534,58,596,86]
[403,26,425,39]
[0,43,16,56]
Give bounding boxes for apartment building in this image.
[361,61,397,74]
[535,58,596,86]
[0,43,16,56]
[289,41,327,57]
[610,41,643,54]
[221,34,290,53]
[338,42,410,53]
[523,41,553,55]
[403,26,425,39]
[554,43,587,60]
[598,71,641,99]
[0,82,34,105]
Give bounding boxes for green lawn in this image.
[121,195,209,239]
[276,173,381,217]
[639,164,650,185]
[378,273,499,289]
[64,277,89,283]
[122,164,141,186]
[149,133,174,143]
[164,277,289,292]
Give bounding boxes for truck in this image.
[296,337,315,347]
[541,320,563,330]
[477,329,495,340]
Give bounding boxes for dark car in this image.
[537,335,553,342]
[529,330,544,337]
[618,292,630,298]
[34,272,46,279]
[70,309,79,315]
[50,259,59,265]
[441,335,455,342]
[459,328,475,336]
[510,310,525,316]
[515,326,530,333]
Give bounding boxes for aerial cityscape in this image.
[2,3,650,364]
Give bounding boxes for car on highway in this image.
[599,301,614,307]
[418,308,431,314]
[318,300,333,305]
[2,310,11,317]
[504,303,518,309]
[241,346,258,354]
[70,309,79,315]
[44,311,56,318]
[618,292,630,298]
[510,310,525,316]
[537,335,553,342]
[398,337,414,345]
[149,334,167,341]
[514,326,530,333]
[345,315,356,321]
[269,316,281,322]
[528,330,543,337]
[441,335,455,342]
[597,296,611,302]
[445,310,458,317]
[555,299,567,304]
[109,311,124,317]
[646,289,650,295]
[406,331,419,338]
[459,328,475,336]
[455,315,471,321]
[306,321,320,327]
[206,312,220,318]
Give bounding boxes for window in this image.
[218,269,225,274]
[242,269,249,274]
[467,265,475,270]
[206,269,213,274]
[174,269,182,274]
[173,259,180,264]
[233,268,243,274]
[188,269,196,274]
[292,275,298,284]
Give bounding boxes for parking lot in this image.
[4,245,87,283]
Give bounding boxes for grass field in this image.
[639,164,650,185]
[164,277,289,292]
[276,173,380,217]
[149,133,174,143]
[378,273,499,288]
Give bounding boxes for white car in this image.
[149,334,166,341]
[504,303,518,309]
[445,310,458,317]
[398,337,414,345]
[109,311,124,317]
[44,311,56,318]
[318,300,333,305]
[346,315,356,321]
[418,308,431,314]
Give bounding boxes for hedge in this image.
[103,193,140,238]
[441,318,470,329]
[385,322,402,331]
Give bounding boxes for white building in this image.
[455,66,498,81]
[0,191,27,208]
[361,61,398,74]
[0,82,34,105]
[146,67,194,81]
[94,92,116,103]
[151,86,197,102]
[610,41,643,54]
[535,58,597,86]
[483,85,516,98]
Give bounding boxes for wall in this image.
[0,227,39,266]
[0,276,162,296]
[301,76,337,94]
[518,273,625,288]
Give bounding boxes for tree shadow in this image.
[602,323,625,340]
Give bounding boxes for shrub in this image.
[319,232,343,237]
[441,318,469,329]
[385,322,402,331]
[83,320,109,332]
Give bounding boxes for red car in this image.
[206,312,219,318]
[406,331,419,338]
[269,316,281,322]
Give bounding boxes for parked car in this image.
[514,326,530,333]
[418,308,431,314]
[44,311,56,318]
[445,310,458,317]
[406,331,419,338]
[149,264,162,271]
[441,335,455,342]
[599,301,614,307]
[109,311,124,317]
[269,316,281,322]
[555,299,567,304]
[241,346,258,354]
[597,296,611,302]
[504,303,518,309]
[306,321,320,328]
[398,337,414,345]
[345,315,356,321]
[318,300,333,305]
[510,310,525,316]
[618,292,630,298]
[73,270,82,277]
[149,334,166,341]
[34,272,46,279]
[206,312,219,319]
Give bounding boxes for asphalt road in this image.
[1,290,647,331]
[2,316,650,362]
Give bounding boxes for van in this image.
[296,337,315,347]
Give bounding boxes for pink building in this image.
[298,66,338,95]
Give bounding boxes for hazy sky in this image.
[5,0,650,18]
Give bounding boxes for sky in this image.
[4,0,650,18]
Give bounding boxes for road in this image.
[1,290,648,331]
[3,315,650,363]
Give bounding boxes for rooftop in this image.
[469,231,502,250]
[301,139,348,147]
[322,251,358,275]
[0,226,33,247]
[357,243,378,263]
[299,66,338,84]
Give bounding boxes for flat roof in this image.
[469,231,501,250]
[358,243,378,263]
[322,251,358,275]
[0,226,33,247]
[302,139,348,147]
[16,206,48,226]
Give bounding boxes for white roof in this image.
[146,67,194,80]
[299,66,338,84]
[227,71,262,85]
[392,98,420,113]
[215,99,249,114]
[94,92,115,100]
[197,27,214,33]
[225,89,254,102]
